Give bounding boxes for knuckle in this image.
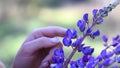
[40,37,55,45]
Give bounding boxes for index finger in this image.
[25,26,67,42]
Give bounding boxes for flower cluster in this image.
[51,0,120,68]
[70,35,120,68]
[51,48,64,68]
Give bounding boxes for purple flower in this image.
[70,61,77,68]
[55,64,63,68]
[107,51,114,57]
[92,30,100,37]
[81,55,90,62]
[52,48,64,64]
[86,27,92,34]
[70,65,76,68]
[52,56,64,64]
[101,49,107,59]
[113,35,120,41]
[78,44,85,52]
[77,20,86,32]
[71,29,77,38]
[111,41,119,47]
[51,63,63,68]
[72,37,83,47]
[96,18,104,24]
[98,63,104,68]
[99,9,104,13]
[107,5,113,12]
[83,13,89,23]
[93,60,99,67]
[88,56,94,63]
[63,29,78,47]
[103,43,108,46]
[63,37,72,46]
[102,35,108,42]
[90,30,100,39]
[54,48,64,56]
[114,45,120,55]
[92,9,98,18]
[96,55,103,62]
[102,59,115,66]
[77,59,86,67]
[115,56,120,63]
[87,57,99,67]
[101,49,114,59]
[82,46,94,55]
[66,29,77,38]
[103,11,108,17]
[86,63,94,68]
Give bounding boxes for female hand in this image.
[12,26,66,68]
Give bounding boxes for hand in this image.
[12,26,66,68]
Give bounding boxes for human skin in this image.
[12,26,66,68]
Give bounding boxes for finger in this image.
[39,62,49,68]
[39,43,63,68]
[41,43,63,63]
[25,26,67,42]
[23,37,60,54]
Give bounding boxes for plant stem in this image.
[63,47,78,68]
[63,22,96,68]
[63,34,87,68]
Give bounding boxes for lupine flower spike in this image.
[51,0,119,68]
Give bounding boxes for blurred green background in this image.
[0,0,120,68]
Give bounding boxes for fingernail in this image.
[50,64,57,68]
[51,37,60,43]
[40,62,49,68]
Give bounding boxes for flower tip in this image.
[102,35,108,42]
[83,13,89,23]
[113,0,120,6]
[92,9,98,15]
[92,30,100,37]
